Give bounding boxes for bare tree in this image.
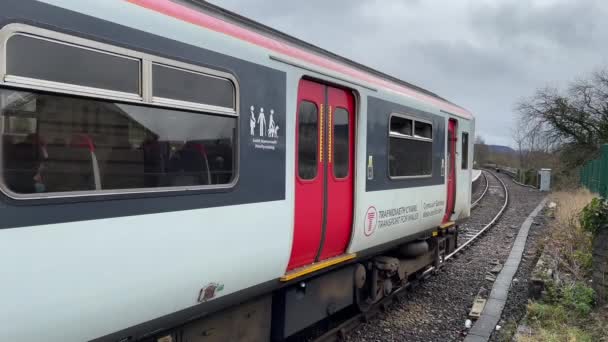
[516,68,608,166]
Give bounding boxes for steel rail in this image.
[445,170,508,260]
[471,170,489,209]
[314,170,509,342]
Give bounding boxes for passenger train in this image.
[0,1,475,341]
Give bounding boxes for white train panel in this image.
[0,201,292,341]
[349,185,446,253]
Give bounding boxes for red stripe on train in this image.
[125,0,472,119]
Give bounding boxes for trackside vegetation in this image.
[500,190,608,342]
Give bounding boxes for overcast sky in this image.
[208,0,608,146]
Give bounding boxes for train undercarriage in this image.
[147,225,459,342]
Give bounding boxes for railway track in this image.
[471,171,489,209]
[310,170,509,342]
[457,170,508,246]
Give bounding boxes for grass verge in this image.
[510,189,608,342]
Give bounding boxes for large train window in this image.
[6,34,141,96]
[0,24,240,199]
[461,132,469,169]
[298,101,318,180]
[388,114,433,178]
[0,89,236,197]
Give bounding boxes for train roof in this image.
[136,0,472,119]
[179,1,445,100]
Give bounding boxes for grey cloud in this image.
[206,0,608,146]
[471,1,608,50]
[404,39,522,81]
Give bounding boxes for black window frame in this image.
[388,113,434,179]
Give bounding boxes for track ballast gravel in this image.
[488,209,549,341]
[345,172,545,342]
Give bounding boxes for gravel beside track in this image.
[345,172,545,342]
[488,210,549,341]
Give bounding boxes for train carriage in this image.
[0,1,474,341]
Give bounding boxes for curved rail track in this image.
[311,170,509,342]
[471,171,489,209]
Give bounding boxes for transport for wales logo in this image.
[364,206,378,236]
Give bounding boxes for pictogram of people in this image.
[268,109,278,138]
[250,105,256,136]
[257,107,266,137]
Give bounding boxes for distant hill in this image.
[473,143,518,167]
[487,145,516,155]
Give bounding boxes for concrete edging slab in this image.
[464,197,548,341]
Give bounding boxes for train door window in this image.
[152,64,235,111]
[461,132,469,169]
[6,34,141,95]
[297,101,318,180]
[333,107,349,178]
[0,88,236,197]
[389,114,433,178]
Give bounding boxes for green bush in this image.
[561,283,595,316]
[579,197,608,235]
[534,282,595,319]
[528,302,567,325]
[572,249,593,273]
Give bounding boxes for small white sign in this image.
[250,105,279,150]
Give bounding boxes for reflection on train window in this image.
[389,115,412,137]
[333,108,349,179]
[414,121,432,139]
[7,34,140,95]
[389,115,433,178]
[461,132,469,169]
[152,63,235,109]
[298,101,318,180]
[0,89,236,195]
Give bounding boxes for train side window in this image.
[152,64,235,111]
[298,101,318,180]
[461,132,469,169]
[414,121,432,139]
[6,34,140,95]
[0,88,236,197]
[333,107,349,179]
[389,116,412,137]
[389,115,433,178]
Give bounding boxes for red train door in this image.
[288,79,355,270]
[443,118,458,223]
